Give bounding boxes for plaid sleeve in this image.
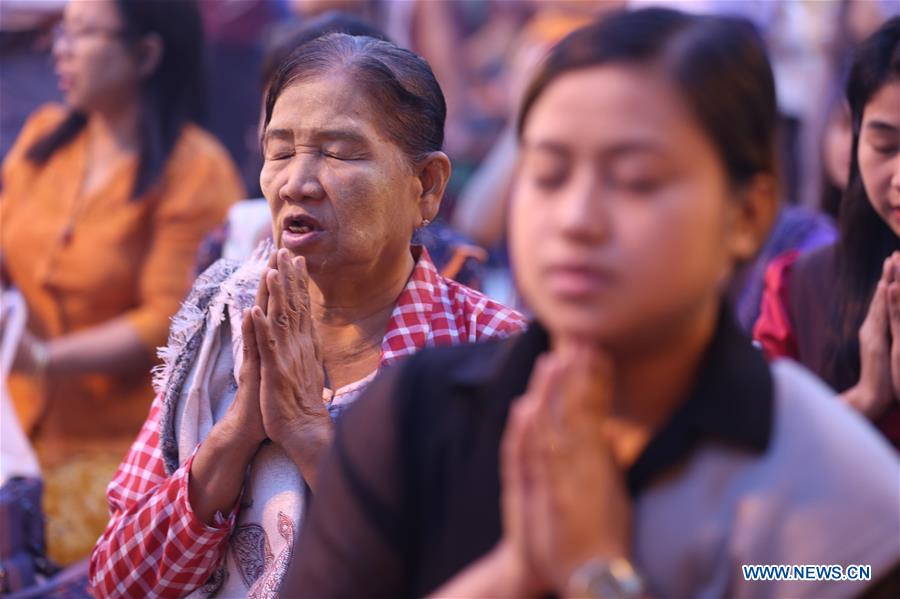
[462,287,527,342]
[89,395,238,598]
[474,301,527,339]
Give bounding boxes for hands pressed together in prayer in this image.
[845,251,900,418]
[499,348,632,597]
[190,249,330,525]
[440,347,640,599]
[221,248,331,488]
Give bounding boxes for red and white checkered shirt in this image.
[89,248,525,598]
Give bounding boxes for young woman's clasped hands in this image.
[229,248,331,488]
[847,251,900,417]
[452,347,641,599]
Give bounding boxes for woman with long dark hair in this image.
[755,17,900,449]
[0,0,243,563]
[286,10,900,598]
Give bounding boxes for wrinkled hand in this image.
[217,310,267,449]
[251,248,331,487]
[217,252,275,450]
[502,348,631,595]
[847,255,896,417]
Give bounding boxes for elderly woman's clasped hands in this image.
[222,248,331,489]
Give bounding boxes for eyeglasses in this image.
[52,23,127,47]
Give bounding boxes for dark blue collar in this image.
[449,305,774,495]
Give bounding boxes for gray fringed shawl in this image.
[152,241,271,475]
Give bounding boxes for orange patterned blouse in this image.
[0,104,244,463]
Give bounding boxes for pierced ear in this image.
[728,173,778,263]
[415,151,452,224]
[135,33,164,79]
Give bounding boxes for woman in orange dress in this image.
[0,0,243,564]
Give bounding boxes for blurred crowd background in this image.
[1,0,899,580]
[4,1,896,260]
[3,1,898,314]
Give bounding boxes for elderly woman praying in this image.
[89,33,524,598]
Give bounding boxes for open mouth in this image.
[281,213,325,251]
[283,213,323,235]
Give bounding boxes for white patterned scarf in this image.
[153,241,374,598]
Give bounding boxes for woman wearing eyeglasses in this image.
[0,0,243,564]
